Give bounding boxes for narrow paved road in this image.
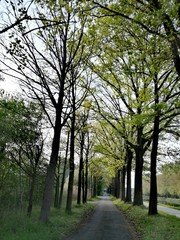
[66,196,138,240]
[144,202,180,218]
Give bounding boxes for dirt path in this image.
[65,196,138,240]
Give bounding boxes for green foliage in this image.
[0,99,43,146]
[0,98,45,209]
[157,172,180,197]
[161,162,180,175]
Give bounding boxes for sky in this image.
[0,68,23,100]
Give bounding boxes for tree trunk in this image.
[66,92,76,212]
[39,161,57,221]
[111,177,115,197]
[77,132,84,204]
[90,173,93,198]
[39,112,61,222]
[58,131,70,209]
[125,148,133,202]
[27,168,37,217]
[149,77,159,215]
[120,166,126,201]
[82,166,85,203]
[54,157,61,208]
[115,170,120,198]
[54,175,60,208]
[93,176,97,197]
[134,126,144,205]
[66,129,75,212]
[84,149,89,203]
[149,116,159,215]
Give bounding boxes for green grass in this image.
[114,199,180,240]
[0,203,95,240]
[157,202,180,210]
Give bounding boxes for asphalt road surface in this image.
[144,201,180,218]
[66,196,138,240]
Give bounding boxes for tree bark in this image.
[58,131,69,209]
[120,166,126,201]
[66,85,76,212]
[149,76,159,215]
[134,126,144,205]
[77,132,85,204]
[125,148,133,202]
[84,145,89,203]
[82,166,85,203]
[93,176,97,197]
[149,115,159,215]
[27,168,37,217]
[39,111,62,222]
[66,122,75,212]
[115,170,120,198]
[54,157,61,208]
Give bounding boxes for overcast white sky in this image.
[1,78,19,91]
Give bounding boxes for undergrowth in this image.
[0,203,95,240]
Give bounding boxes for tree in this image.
[0,0,68,35]
[76,101,92,204]
[87,7,180,209]
[92,0,180,77]
[58,131,70,209]
[0,0,33,34]
[92,121,125,198]
[0,98,45,215]
[0,1,91,221]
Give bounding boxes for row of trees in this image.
[0,95,96,216]
[0,0,179,222]
[0,98,45,215]
[87,0,180,216]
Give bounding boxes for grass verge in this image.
[157,203,180,211]
[114,199,180,240]
[0,202,95,240]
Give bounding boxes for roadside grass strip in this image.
[0,203,95,240]
[114,199,180,240]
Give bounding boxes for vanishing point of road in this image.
[66,196,138,240]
